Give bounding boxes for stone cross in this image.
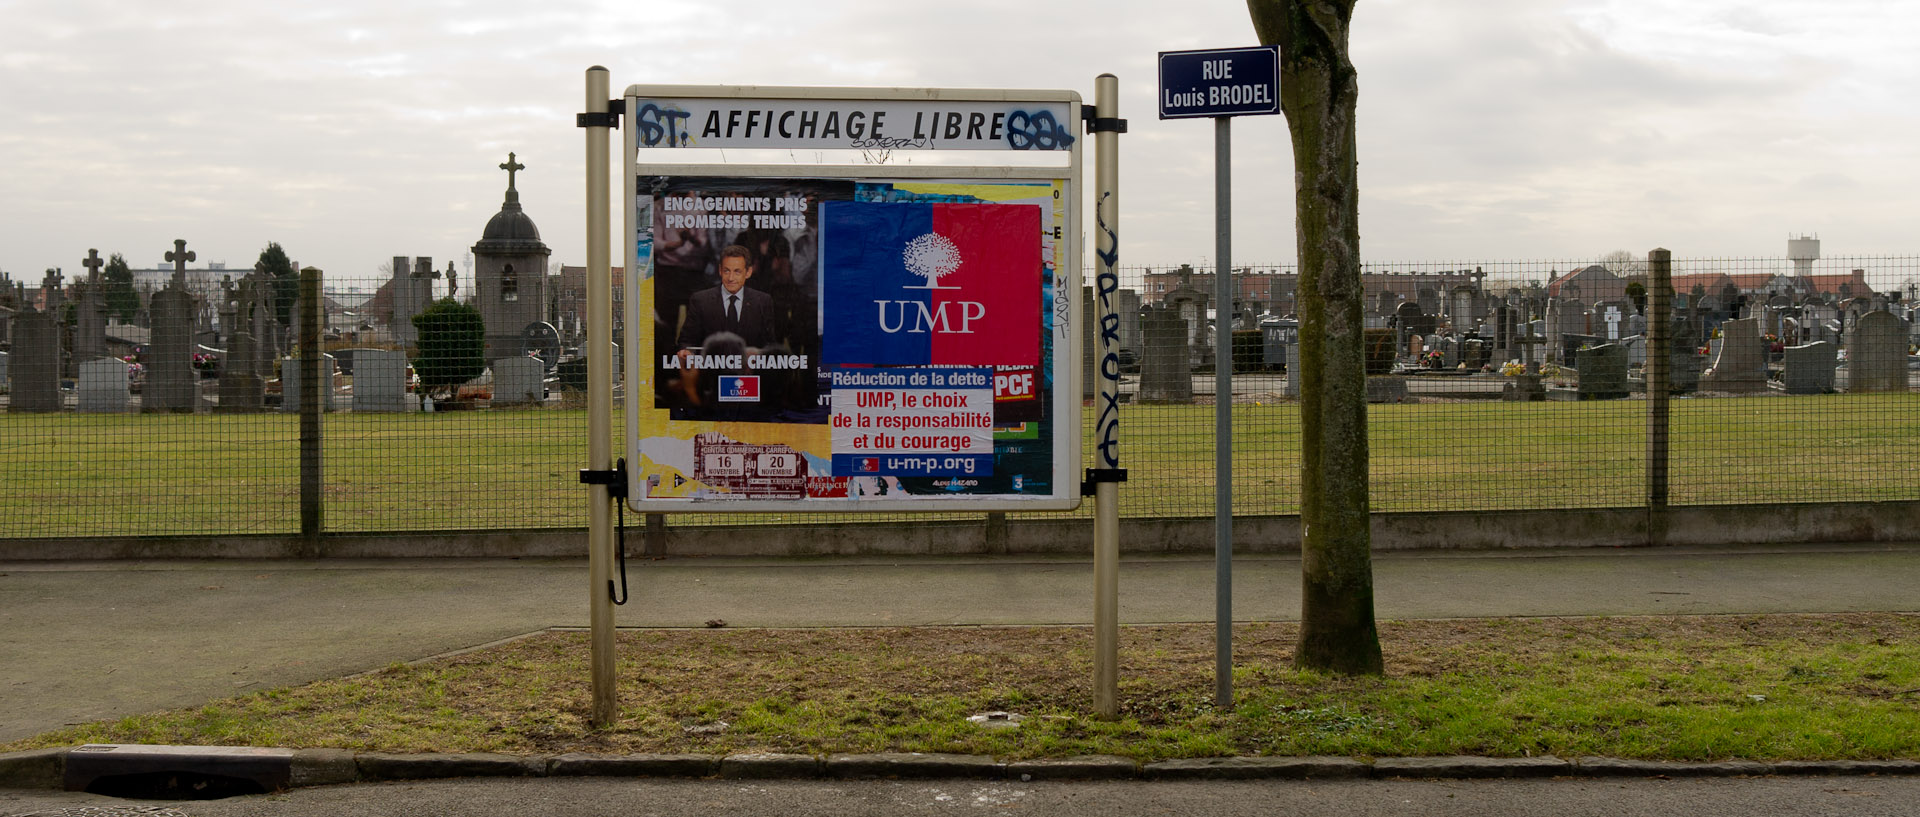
[1603,305,1623,340]
[83,249,104,282]
[42,268,63,293]
[165,239,196,288]
[499,152,522,192]
[1513,323,1546,374]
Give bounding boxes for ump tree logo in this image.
[902,233,963,289]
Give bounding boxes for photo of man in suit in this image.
[677,244,777,359]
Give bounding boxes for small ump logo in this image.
[902,233,962,289]
[718,375,760,402]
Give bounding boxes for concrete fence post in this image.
[1645,249,1671,546]
[299,267,325,549]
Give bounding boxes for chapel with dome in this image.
[472,152,551,362]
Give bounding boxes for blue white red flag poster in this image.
[819,202,1041,368]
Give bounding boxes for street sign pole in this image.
[1158,44,1278,713]
[1213,114,1233,709]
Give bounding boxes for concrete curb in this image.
[5,746,1919,792]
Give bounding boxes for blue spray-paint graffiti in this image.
[1094,191,1121,469]
[1005,110,1076,151]
[635,103,693,147]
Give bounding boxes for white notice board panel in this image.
[623,86,1082,512]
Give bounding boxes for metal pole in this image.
[1091,73,1122,719]
[584,65,617,728]
[1213,115,1233,709]
[299,267,324,549]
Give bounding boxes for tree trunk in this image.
[1248,0,1382,675]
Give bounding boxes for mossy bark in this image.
[1249,0,1383,675]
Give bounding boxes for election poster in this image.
[631,173,1070,508]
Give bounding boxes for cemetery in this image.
[3,199,1917,543]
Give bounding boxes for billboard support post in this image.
[1090,73,1125,719]
[583,65,617,729]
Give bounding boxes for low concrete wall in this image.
[5,501,1918,560]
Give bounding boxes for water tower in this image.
[1787,234,1820,278]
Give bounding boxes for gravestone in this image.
[1778,341,1836,395]
[1575,343,1629,399]
[1559,333,1607,365]
[1439,334,1460,368]
[77,357,131,412]
[1699,317,1768,393]
[352,348,409,411]
[1463,338,1488,371]
[72,251,110,375]
[1847,311,1909,393]
[39,269,65,316]
[1546,299,1586,361]
[1669,347,1704,393]
[1363,328,1396,374]
[1595,301,1628,341]
[8,309,62,412]
[492,356,546,405]
[216,276,265,413]
[1394,301,1435,352]
[1623,335,1646,369]
[0,351,8,391]
[279,353,337,412]
[1448,286,1478,329]
[1138,304,1192,403]
[144,241,202,412]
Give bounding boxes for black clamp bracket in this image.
[1080,467,1129,497]
[581,458,633,605]
[1081,105,1128,134]
[578,459,629,499]
[576,99,626,129]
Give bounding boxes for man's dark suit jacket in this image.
[678,285,777,350]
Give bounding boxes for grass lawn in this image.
[1,393,1916,537]
[8,614,1918,762]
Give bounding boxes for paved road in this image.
[6,775,1919,817]
[3,543,1916,744]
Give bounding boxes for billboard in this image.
[627,164,1078,511]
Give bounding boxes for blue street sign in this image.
[1158,46,1281,119]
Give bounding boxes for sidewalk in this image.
[3,542,1917,744]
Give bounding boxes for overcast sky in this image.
[4,0,1916,291]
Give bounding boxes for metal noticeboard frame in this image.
[621,84,1084,514]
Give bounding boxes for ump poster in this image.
[633,175,1066,505]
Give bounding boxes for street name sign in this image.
[1158,46,1280,119]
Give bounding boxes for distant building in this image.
[551,265,625,346]
[1141,263,1483,317]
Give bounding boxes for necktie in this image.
[727,294,739,325]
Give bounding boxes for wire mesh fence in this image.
[2,256,1916,539]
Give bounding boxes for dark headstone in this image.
[7,309,61,412]
[143,286,201,411]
